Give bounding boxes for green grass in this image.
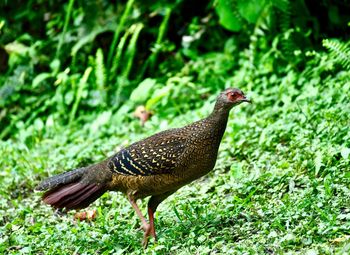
[1,55,350,254]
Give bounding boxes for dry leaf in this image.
[330,235,350,244]
[134,105,152,126]
[74,209,97,221]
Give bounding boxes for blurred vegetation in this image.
[1,0,350,254]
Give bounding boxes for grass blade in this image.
[56,0,75,60]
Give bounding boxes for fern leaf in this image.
[95,48,106,90]
[271,0,290,13]
[323,39,350,70]
[278,0,294,58]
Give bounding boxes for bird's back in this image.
[107,115,227,198]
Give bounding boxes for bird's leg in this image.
[147,207,156,240]
[140,207,156,249]
[144,190,177,247]
[127,194,149,232]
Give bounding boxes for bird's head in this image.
[217,88,251,108]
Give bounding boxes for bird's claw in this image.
[141,224,157,249]
[142,235,149,249]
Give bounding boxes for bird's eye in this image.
[226,92,235,101]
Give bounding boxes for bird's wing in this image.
[108,130,189,176]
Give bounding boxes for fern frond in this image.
[122,23,144,79]
[271,0,290,13]
[323,39,350,70]
[95,48,106,90]
[277,0,294,58]
[107,0,135,68]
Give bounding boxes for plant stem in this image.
[122,23,144,79]
[69,67,92,124]
[107,0,135,69]
[56,0,75,60]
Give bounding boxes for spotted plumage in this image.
[108,133,187,176]
[36,88,251,248]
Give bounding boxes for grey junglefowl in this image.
[36,88,251,248]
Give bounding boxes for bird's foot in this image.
[138,222,150,232]
[142,235,149,249]
[141,224,157,249]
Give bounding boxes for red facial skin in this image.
[226,90,250,104]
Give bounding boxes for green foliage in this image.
[216,0,243,32]
[107,0,136,68]
[1,0,350,254]
[323,39,350,70]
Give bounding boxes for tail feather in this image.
[37,166,108,210]
[42,182,105,210]
[43,183,79,205]
[52,183,93,207]
[36,168,86,191]
[63,185,104,209]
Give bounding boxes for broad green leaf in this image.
[215,0,242,32]
[341,147,350,160]
[32,73,51,88]
[238,0,266,24]
[314,151,323,176]
[90,111,112,133]
[4,41,29,56]
[130,78,157,103]
[34,118,44,131]
[146,86,171,109]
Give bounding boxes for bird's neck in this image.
[206,101,232,141]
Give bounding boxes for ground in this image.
[1,63,350,254]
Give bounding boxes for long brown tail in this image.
[36,165,108,210]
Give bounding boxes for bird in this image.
[35,88,251,248]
